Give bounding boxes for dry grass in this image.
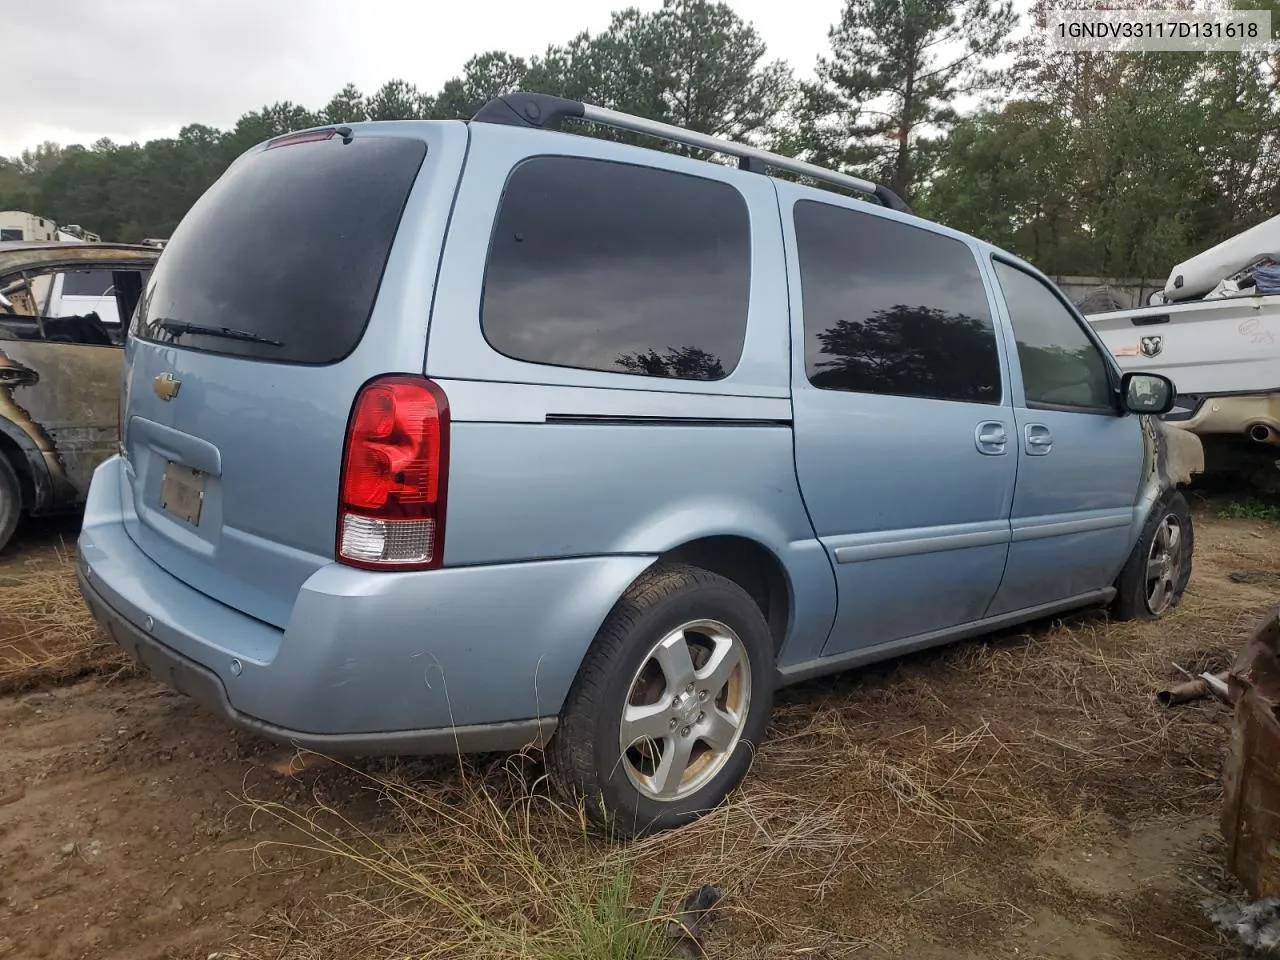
[0,543,130,695]
[0,509,1266,958]
[231,757,881,960]
[228,552,1256,960]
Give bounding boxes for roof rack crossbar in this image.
[470,92,912,214]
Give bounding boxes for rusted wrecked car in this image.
[0,241,158,551]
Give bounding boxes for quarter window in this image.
[482,156,751,381]
[794,200,1001,404]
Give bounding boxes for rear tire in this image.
[548,563,774,837]
[1112,491,1193,621]
[0,455,20,554]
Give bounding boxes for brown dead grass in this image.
[228,515,1262,960]
[0,542,130,695]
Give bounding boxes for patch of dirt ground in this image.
[2,502,1277,959]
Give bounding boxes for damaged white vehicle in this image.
[1088,214,1280,447]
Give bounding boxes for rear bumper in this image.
[77,456,655,754]
[78,565,554,754]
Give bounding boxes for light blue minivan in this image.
[77,93,1198,834]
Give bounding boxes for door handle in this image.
[1024,423,1053,456]
[975,421,1008,456]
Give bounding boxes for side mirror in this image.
[1122,372,1175,415]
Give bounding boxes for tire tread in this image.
[1112,490,1194,622]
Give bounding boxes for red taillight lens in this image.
[337,376,449,570]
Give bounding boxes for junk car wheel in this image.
[1112,491,1193,621]
[548,563,774,837]
[0,456,20,554]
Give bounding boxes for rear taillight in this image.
[337,376,449,570]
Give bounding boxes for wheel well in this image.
[0,432,33,511]
[659,536,791,658]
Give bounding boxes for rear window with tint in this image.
[134,135,427,364]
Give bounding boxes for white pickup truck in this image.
[1088,214,1280,447]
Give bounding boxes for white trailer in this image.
[0,211,57,243]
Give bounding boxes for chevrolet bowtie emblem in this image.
[153,372,181,401]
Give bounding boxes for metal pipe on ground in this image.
[1157,670,1230,706]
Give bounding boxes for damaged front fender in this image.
[1136,414,1204,522]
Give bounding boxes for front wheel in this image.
[548,563,774,836]
[1112,491,1194,621]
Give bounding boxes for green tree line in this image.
[3,0,1278,279]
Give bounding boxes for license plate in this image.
[160,462,205,526]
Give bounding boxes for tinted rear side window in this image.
[794,200,1001,404]
[134,136,427,364]
[481,156,750,381]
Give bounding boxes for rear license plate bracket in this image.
[160,462,205,526]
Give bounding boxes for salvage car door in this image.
[781,190,1018,658]
[984,255,1145,615]
[0,262,151,504]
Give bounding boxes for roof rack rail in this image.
[471,92,912,214]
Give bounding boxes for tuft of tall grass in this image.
[0,545,130,694]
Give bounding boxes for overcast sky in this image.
[7,0,868,156]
